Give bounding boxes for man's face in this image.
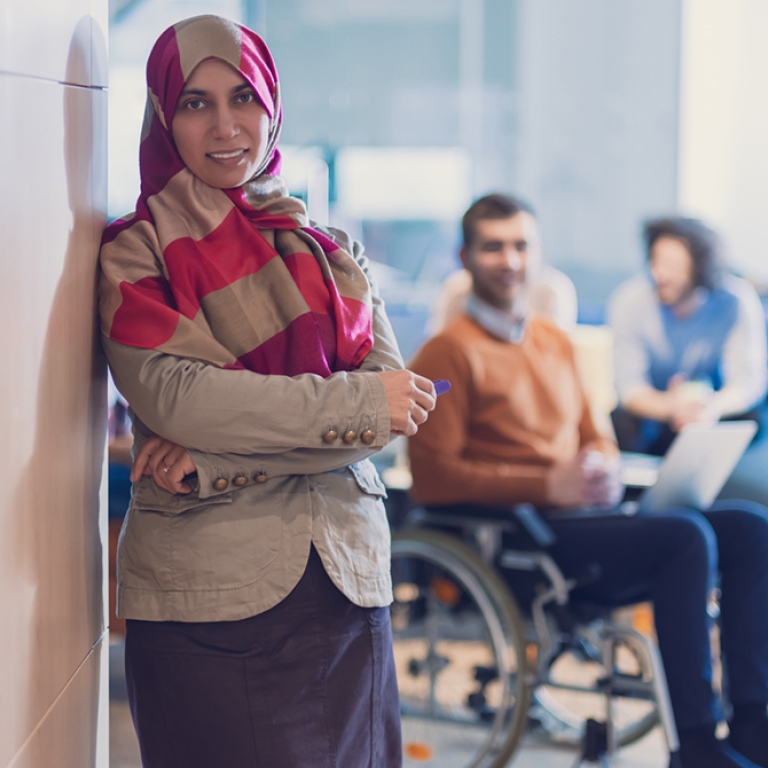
[650,236,695,306]
[460,213,540,312]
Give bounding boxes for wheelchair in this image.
[390,502,680,768]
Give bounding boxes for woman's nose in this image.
[211,107,239,138]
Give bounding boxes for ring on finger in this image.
[161,463,171,474]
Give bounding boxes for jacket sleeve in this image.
[106,339,390,452]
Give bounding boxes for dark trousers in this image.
[540,502,768,730]
[124,547,402,768]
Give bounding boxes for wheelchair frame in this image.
[391,505,680,768]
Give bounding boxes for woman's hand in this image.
[376,370,437,436]
[131,436,197,495]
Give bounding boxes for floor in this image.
[108,636,669,768]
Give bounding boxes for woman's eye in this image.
[235,92,255,104]
[185,99,205,110]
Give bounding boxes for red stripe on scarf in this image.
[333,295,373,369]
[110,276,179,347]
[162,209,277,315]
[237,313,337,376]
[283,251,334,316]
[304,227,345,255]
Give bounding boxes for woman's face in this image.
[172,58,270,188]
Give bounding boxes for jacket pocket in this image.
[347,459,388,498]
[131,477,233,516]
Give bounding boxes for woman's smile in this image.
[207,148,248,161]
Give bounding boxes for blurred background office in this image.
[103,6,768,766]
[109,0,768,361]
[3,1,768,767]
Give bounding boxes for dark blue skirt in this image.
[124,546,402,767]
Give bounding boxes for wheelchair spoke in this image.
[392,530,529,768]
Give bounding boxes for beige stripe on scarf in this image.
[198,262,313,358]
[176,16,243,83]
[148,170,236,251]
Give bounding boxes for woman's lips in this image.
[207,148,248,163]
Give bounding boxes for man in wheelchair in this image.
[408,193,768,768]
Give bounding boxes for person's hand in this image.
[375,370,437,436]
[667,376,717,432]
[546,448,623,509]
[584,451,624,507]
[131,436,197,495]
[669,398,709,431]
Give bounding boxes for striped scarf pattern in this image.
[99,15,373,377]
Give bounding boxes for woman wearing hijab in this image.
[99,15,436,767]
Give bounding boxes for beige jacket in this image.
[104,229,402,622]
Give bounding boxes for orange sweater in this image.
[408,314,616,507]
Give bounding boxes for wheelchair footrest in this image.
[473,664,499,686]
[466,692,496,722]
[595,671,651,699]
[571,718,612,767]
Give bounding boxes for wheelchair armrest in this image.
[511,504,556,549]
[417,502,557,550]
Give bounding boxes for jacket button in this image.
[342,429,357,444]
[322,428,339,443]
[233,474,248,487]
[253,472,269,484]
[360,428,375,445]
[213,477,228,491]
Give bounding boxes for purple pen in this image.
[434,379,451,396]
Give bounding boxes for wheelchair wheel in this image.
[391,529,530,768]
[529,624,660,747]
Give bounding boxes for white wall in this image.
[678,0,768,283]
[514,0,683,311]
[0,2,109,766]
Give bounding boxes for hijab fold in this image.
[99,14,373,377]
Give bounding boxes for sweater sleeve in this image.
[407,335,552,507]
[607,278,655,402]
[711,278,768,416]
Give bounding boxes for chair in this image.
[390,502,679,768]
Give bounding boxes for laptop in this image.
[630,420,757,513]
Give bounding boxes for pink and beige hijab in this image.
[99,15,373,376]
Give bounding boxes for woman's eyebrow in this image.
[179,83,252,97]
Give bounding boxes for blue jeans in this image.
[543,502,768,730]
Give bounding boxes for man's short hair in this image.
[643,216,724,291]
[461,193,535,248]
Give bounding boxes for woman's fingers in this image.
[131,436,196,494]
[412,373,437,412]
[376,370,438,435]
[161,447,197,494]
[131,435,161,482]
